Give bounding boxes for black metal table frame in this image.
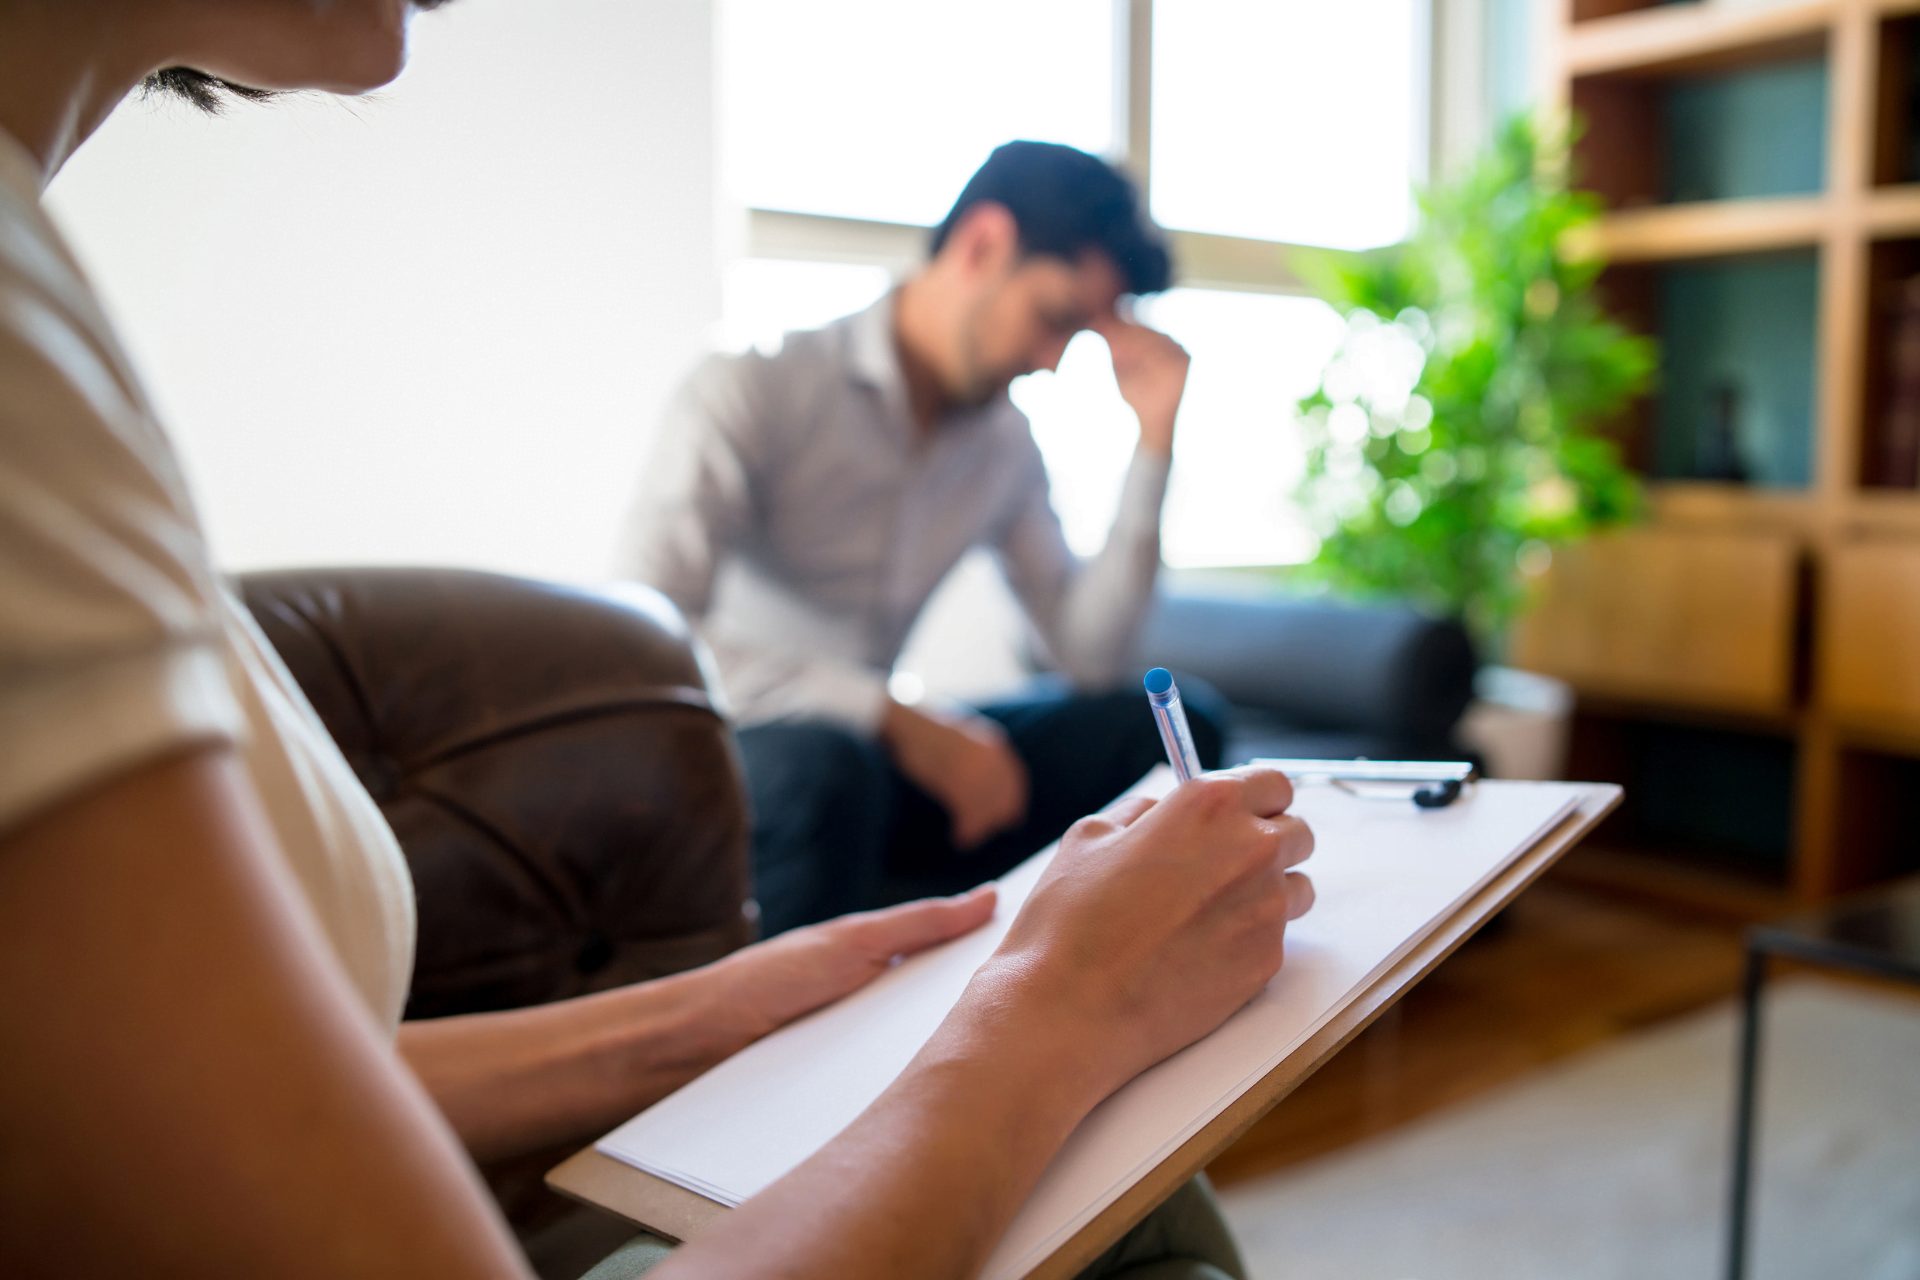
[1725,907,1920,1280]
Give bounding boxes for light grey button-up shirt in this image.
[620,293,1170,731]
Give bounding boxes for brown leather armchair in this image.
[238,567,751,1270]
[237,566,755,1020]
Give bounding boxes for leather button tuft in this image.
[575,933,614,975]
[357,755,404,803]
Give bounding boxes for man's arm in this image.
[625,351,1027,848]
[995,316,1189,689]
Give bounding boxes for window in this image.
[719,258,892,354]
[721,0,1116,226]
[1151,1,1422,250]
[718,0,1431,568]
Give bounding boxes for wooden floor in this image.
[1206,866,1751,1186]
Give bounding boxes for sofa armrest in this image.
[238,566,753,1020]
[1138,589,1478,750]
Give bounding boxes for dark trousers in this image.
[737,676,1228,936]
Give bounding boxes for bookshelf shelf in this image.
[1585,196,1829,262]
[1567,1,1836,78]
[1844,490,1920,528]
[1865,185,1920,234]
[1652,482,1818,531]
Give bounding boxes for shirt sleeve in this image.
[617,351,889,732]
[992,432,1170,690]
[0,284,244,835]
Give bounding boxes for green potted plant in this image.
[1295,112,1654,641]
[1292,112,1655,776]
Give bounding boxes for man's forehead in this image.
[1020,251,1125,309]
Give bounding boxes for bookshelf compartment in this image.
[1564,708,1797,885]
[1874,13,1920,187]
[1654,251,1820,487]
[1573,57,1828,209]
[1863,238,1920,489]
[1599,252,1820,488]
[1820,539,1920,724]
[1512,525,1801,712]
[1828,747,1920,887]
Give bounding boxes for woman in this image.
[0,4,1316,1278]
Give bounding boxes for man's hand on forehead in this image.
[1095,304,1191,456]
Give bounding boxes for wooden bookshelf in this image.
[1517,0,1920,901]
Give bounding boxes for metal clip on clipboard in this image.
[1257,759,1479,810]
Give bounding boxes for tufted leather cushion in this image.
[238,567,753,1021]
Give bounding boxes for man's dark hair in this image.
[929,140,1172,295]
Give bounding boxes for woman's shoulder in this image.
[0,183,242,840]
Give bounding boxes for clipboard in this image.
[549,781,1622,1277]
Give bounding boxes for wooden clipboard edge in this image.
[548,783,1624,1274]
[547,1147,725,1245]
[1023,782,1622,1280]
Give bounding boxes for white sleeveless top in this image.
[0,130,415,1029]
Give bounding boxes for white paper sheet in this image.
[595,772,1585,1279]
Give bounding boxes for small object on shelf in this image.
[1878,275,1920,491]
[1694,379,1752,483]
[1908,43,1920,185]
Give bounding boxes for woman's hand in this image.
[399,887,998,1166]
[654,768,1314,1280]
[961,766,1315,1103]
[700,886,1001,1045]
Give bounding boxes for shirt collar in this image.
[842,288,1011,439]
[845,288,904,393]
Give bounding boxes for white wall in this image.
[45,0,722,582]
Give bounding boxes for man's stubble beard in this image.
[953,293,1020,408]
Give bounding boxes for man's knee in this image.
[738,721,890,823]
[736,721,893,933]
[1059,674,1230,773]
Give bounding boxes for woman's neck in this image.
[0,4,152,185]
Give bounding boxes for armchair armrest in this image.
[238,566,753,1020]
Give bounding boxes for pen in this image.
[1143,667,1204,783]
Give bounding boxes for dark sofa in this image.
[1137,587,1479,765]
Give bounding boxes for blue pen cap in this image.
[1143,667,1175,700]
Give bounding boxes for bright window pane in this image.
[720,258,893,354]
[1019,288,1346,568]
[721,0,1116,226]
[1151,1,1420,250]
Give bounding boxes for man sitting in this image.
[622,141,1224,934]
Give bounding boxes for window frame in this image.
[735,0,1485,294]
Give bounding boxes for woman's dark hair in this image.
[142,69,276,113]
[140,0,459,112]
[929,140,1173,295]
